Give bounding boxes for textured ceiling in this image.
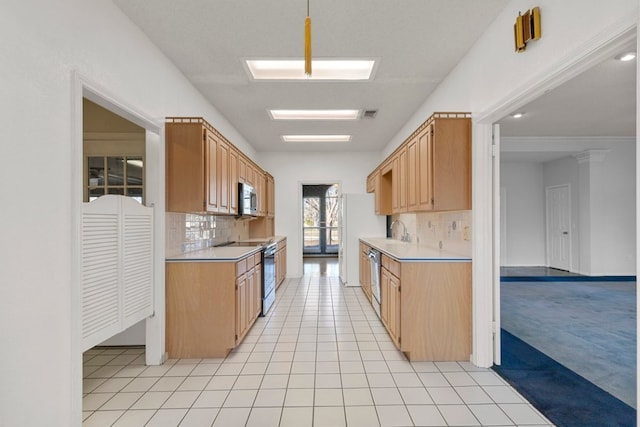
[498,40,637,163]
[113,1,636,156]
[113,0,510,152]
[499,46,637,138]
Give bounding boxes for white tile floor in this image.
[83,267,554,426]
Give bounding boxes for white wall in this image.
[383,0,638,157]
[599,142,636,274]
[258,151,381,278]
[501,162,546,266]
[502,141,635,275]
[0,1,257,426]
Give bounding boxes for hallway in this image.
[82,260,551,426]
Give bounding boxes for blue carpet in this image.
[494,329,636,427]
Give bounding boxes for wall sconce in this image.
[514,7,541,53]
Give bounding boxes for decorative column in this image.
[574,149,609,275]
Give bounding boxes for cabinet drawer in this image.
[277,240,286,251]
[381,254,400,277]
[236,258,247,276]
[252,252,261,266]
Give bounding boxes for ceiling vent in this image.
[362,110,378,119]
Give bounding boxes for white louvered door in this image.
[81,195,154,351]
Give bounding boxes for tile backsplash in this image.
[394,210,472,256]
[165,212,250,257]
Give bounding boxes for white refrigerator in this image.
[338,193,386,287]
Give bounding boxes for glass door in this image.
[303,184,340,255]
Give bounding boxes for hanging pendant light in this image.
[305,0,312,76]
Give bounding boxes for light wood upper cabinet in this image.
[255,170,267,217]
[238,155,247,184]
[367,113,471,214]
[430,118,471,211]
[366,172,376,193]
[165,121,216,212]
[166,118,273,216]
[417,125,434,210]
[377,162,393,215]
[216,137,230,214]
[165,120,221,213]
[245,162,255,187]
[392,147,408,214]
[229,148,238,214]
[407,137,419,211]
[205,130,219,212]
[266,173,275,218]
[367,170,390,215]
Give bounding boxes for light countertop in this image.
[360,237,471,262]
[166,236,286,262]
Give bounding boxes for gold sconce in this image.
[514,7,541,52]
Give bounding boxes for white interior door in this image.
[546,184,571,271]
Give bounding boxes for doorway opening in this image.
[491,30,637,422]
[83,98,149,347]
[302,184,340,257]
[71,73,165,425]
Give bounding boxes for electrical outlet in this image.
[463,226,470,241]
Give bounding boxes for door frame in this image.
[473,23,637,367]
[70,71,165,425]
[545,184,572,271]
[297,180,342,271]
[301,184,340,256]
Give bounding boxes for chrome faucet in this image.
[390,219,410,242]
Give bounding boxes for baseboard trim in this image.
[501,275,636,282]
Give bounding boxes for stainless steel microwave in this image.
[238,182,258,216]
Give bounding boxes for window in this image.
[87,156,144,203]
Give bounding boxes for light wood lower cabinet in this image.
[166,253,262,358]
[381,255,401,348]
[275,239,287,289]
[372,252,471,361]
[359,243,372,302]
[235,255,262,344]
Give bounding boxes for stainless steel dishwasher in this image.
[367,248,381,319]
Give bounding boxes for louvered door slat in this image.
[81,196,154,352]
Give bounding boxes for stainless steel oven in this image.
[261,243,277,315]
[368,248,381,319]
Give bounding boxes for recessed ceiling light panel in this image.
[282,135,351,143]
[246,59,375,80]
[615,52,636,62]
[511,112,525,119]
[269,109,360,120]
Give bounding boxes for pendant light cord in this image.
[305,0,312,76]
